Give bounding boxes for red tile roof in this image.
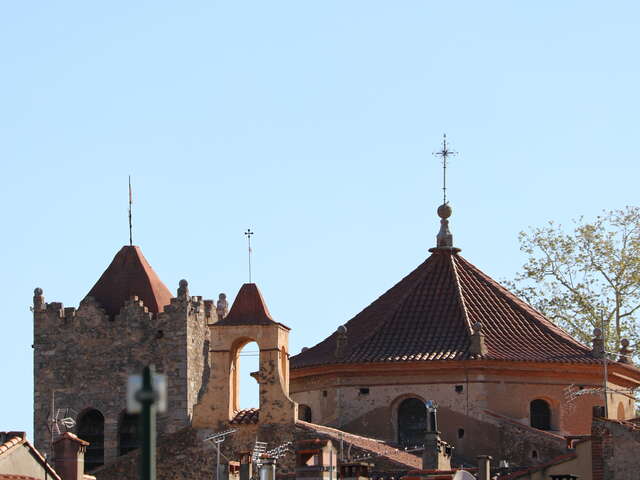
[53,432,89,446]
[296,420,421,469]
[501,452,578,479]
[0,432,61,480]
[85,246,172,317]
[216,283,282,327]
[230,408,260,424]
[292,249,607,369]
[0,433,25,456]
[0,476,40,480]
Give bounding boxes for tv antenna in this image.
[204,428,237,479]
[46,391,77,459]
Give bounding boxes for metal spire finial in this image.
[128,176,133,246]
[433,133,457,205]
[244,229,254,283]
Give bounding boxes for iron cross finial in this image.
[433,134,457,205]
[244,229,254,283]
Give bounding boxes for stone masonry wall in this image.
[592,418,640,480]
[32,286,210,465]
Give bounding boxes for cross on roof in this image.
[244,229,254,283]
[433,134,457,205]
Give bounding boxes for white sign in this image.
[127,372,167,413]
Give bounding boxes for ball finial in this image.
[621,338,630,347]
[437,203,452,219]
[34,287,43,296]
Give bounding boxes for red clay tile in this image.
[292,250,615,369]
[85,246,172,317]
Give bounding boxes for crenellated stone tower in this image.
[33,245,213,469]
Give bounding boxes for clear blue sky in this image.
[2,1,639,439]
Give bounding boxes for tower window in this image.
[457,428,465,439]
[118,412,140,455]
[298,404,312,422]
[359,387,370,395]
[77,409,104,471]
[455,385,463,393]
[398,398,426,447]
[530,399,551,430]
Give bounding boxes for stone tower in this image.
[33,245,212,469]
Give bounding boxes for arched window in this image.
[298,404,312,422]
[617,402,625,420]
[77,409,104,471]
[398,398,426,446]
[530,399,551,430]
[118,412,140,455]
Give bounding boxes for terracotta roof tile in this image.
[0,476,41,480]
[216,284,279,327]
[296,420,421,469]
[230,408,259,424]
[0,433,25,456]
[53,432,89,446]
[85,246,172,317]
[292,250,610,369]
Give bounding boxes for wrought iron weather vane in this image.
[244,229,254,283]
[433,134,457,205]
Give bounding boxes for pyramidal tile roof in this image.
[216,283,276,326]
[291,249,603,369]
[85,246,172,317]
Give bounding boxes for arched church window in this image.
[398,398,426,446]
[298,404,312,422]
[617,402,625,420]
[118,412,140,455]
[530,399,551,430]
[77,409,104,471]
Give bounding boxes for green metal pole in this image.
[138,365,157,480]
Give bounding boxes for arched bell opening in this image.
[230,337,260,412]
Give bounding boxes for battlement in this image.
[33,285,217,325]
[32,278,220,462]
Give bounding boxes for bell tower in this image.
[193,283,297,429]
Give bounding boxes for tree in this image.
[506,206,640,355]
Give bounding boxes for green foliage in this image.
[506,206,640,355]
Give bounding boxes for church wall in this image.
[33,288,210,465]
[291,364,633,440]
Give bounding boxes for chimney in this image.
[477,455,491,480]
[239,451,253,480]
[259,457,276,480]
[422,401,452,471]
[53,432,89,480]
[295,439,337,480]
[340,462,371,480]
